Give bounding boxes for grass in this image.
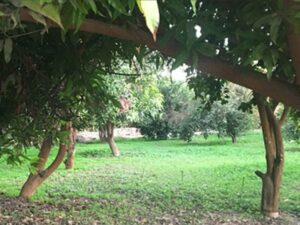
[0,132,299,224]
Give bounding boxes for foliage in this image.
[0,29,138,163]
[0,0,298,157]
[139,113,170,140]
[179,96,254,143]
[283,119,300,142]
[85,60,163,134]
[137,77,195,140]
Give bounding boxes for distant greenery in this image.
[0,132,299,224]
[138,79,256,142]
[283,119,300,142]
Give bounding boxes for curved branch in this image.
[279,106,289,128]
[19,9,300,109]
[43,143,67,179]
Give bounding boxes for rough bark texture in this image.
[19,9,300,109]
[19,132,68,198]
[65,122,77,170]
[255,96,289,218]
[106,121,120,157]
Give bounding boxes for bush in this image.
[179,101,253,143]
[138,114,170,140]
[283,119,300,142]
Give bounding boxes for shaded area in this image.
[0,194,298,225]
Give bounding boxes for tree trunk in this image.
[106,121,120,157]
[98,128,107,143]
[231,135,237,144]
[19,131,68,198]
[65,122,77,170]
[255,95,289,217]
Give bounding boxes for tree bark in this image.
[65,122,77,170]
[19,132,68,198]
[231,135,237,144]
[106,121,120,157]
[255,96,288,217]
[98,128,107,143]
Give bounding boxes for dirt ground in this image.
[0,194,299,225]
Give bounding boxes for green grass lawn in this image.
[0,132,299,224]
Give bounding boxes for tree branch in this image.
[279,106,289,127]
[255,170,265,179]
[19,9,300,109]
[43,142,67,178]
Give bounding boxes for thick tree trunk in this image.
[65,122,77,170]
[106,121,120,157]
[19,132,68,198]
[255,96,289,217]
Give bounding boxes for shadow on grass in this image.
[286,147,300,152]
[78,149,111,158]
[178,139,232,147]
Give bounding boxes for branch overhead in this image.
[19,9,300,109]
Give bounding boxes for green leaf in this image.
[87,0,97,13]
[136,0,160,41]
[10,0,23,7]
[191,0,197,14]
[128,0,136,12]
[186,22,197,50]
[263,53,274,80]
[28,11,47,27]
[253,14,273,28]
[172,50,189,70]
[250,43,267,61]
[58,130,69,144]
[4,38,13,63]
[22,0,63,28]
[107,0,126,14]
[270,49,279,65]
[197,42,217,57]
[270,17,282,44]
[0,10,5,16]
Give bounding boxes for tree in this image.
[138,77,192,139]
[87,74,130,157]
[179,100,253,143]
[0,28,137,196]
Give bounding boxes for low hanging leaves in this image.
[136,0,160,41]
[22,0,63,28]
[191,0,197,14]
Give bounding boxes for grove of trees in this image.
[1,0,300,218]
